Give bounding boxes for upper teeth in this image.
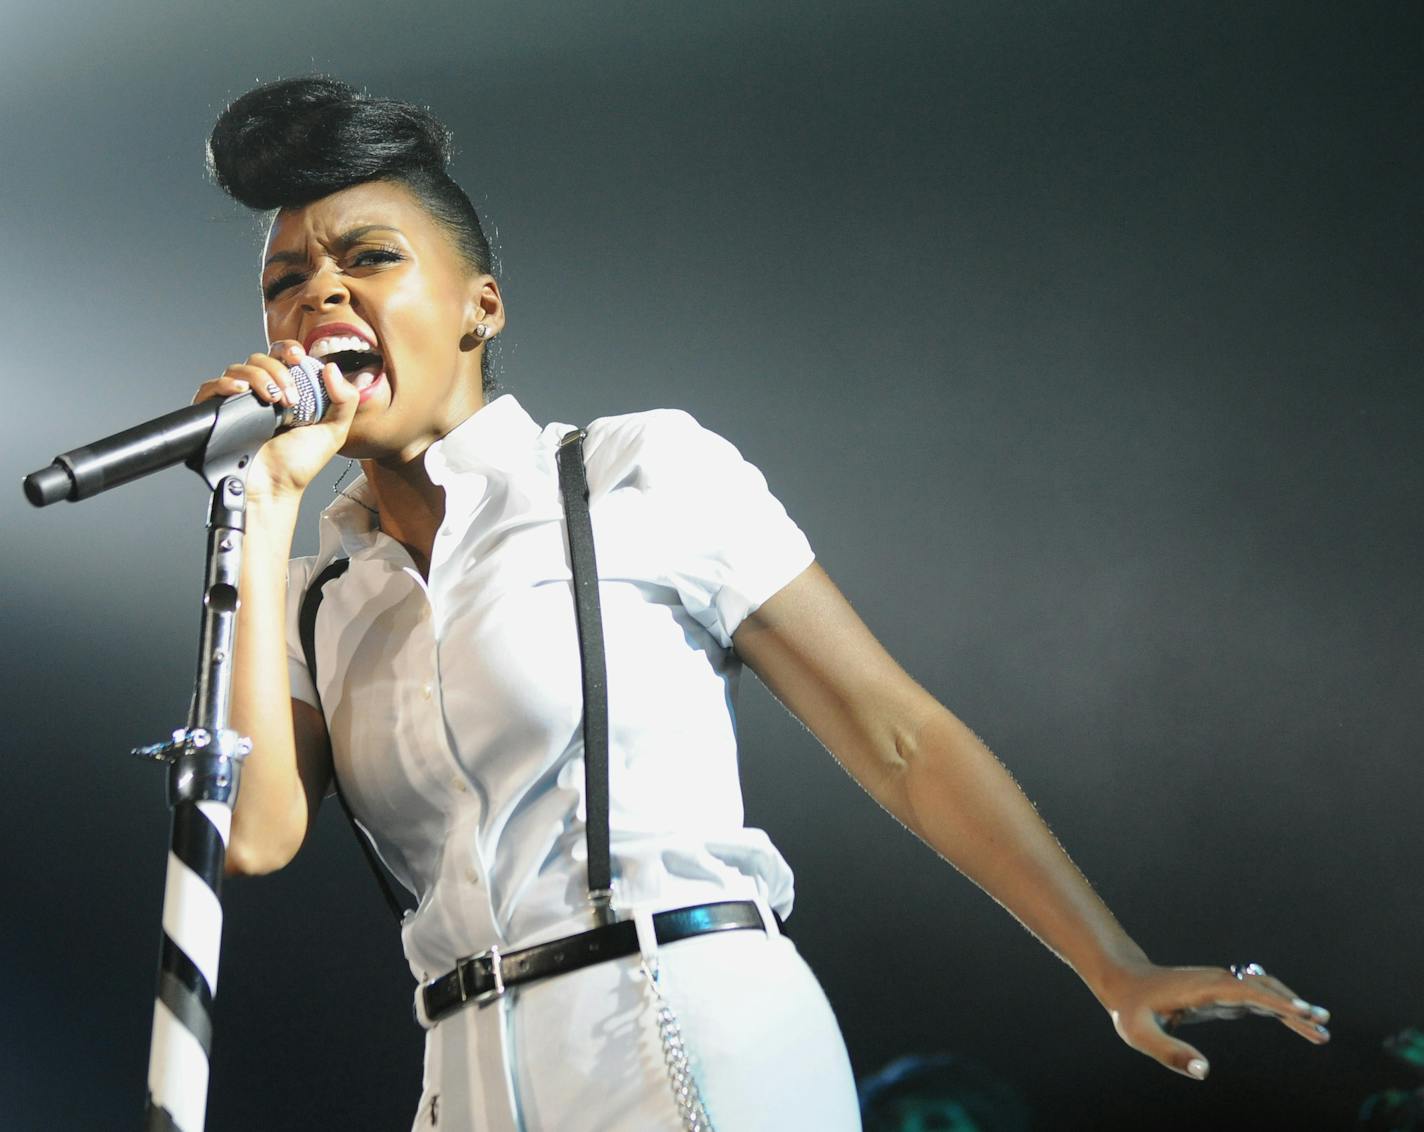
[309,334,375,357]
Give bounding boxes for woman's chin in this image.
[337,419,394,463]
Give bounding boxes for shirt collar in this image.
[315,393,545,561]
[423,393,544,486]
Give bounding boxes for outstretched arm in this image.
[731,561,1330,1081]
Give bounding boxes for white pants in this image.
[411,923,862,1131]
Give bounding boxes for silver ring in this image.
[1230,962,1268,980]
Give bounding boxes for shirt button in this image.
[464,866,479,885]
[439,526,452,537]
[421,684,434,700]
[451,776,469,793]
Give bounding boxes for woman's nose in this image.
[298,262,348,310]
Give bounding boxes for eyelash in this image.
[263,245,405,302]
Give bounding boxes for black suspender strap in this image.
[298,556,411,924]
[298,557,351,684]
[556,428,615,921]
[297,426,611,925]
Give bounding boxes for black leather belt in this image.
[420,900,775,1025]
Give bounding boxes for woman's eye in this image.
[350,248,404,268]
[262,248,401,301]
[263,272,303,302]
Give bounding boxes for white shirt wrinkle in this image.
[285,394,815,981]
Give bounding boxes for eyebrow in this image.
[263,225,404,271]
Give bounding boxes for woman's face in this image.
[260,179,501,464]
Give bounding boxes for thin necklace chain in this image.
[332,459,380,518]
[332,458,356,495]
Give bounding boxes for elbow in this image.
[225,824,303,877]
[226,784,313,876]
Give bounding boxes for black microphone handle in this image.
[23,356,327,506]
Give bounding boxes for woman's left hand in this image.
[1099,961,1331,1080]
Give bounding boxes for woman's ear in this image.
[462,274,505,349]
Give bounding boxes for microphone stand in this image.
[23,364,327,1131]
[126,419,265,1132]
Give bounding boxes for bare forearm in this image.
[226,495,317,874]
[885,708,1149,1000]
[732,564,1150,998]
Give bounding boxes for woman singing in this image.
[199,77,1330,1131]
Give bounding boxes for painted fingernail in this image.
[1187,1058,1209,1080]
[1314,1024,1330,1039]
[266,381,282,400]
[1311,1006,1330,1022]
[1291,998,1311,1011]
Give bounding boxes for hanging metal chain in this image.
[332,458,356,496]
[640,957,716,1132]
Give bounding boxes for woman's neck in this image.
[362,454,445,578]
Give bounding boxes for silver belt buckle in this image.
[460,945,505,1006]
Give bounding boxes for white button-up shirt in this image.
[284,395,815,980]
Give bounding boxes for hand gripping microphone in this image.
[23,356,331,506]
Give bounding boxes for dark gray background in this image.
[2,3,1419,1129]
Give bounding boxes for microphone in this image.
[23,356,331,507]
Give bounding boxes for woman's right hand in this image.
[191,340,361,502]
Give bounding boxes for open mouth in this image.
[327,349,385,392]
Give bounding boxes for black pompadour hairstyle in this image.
[208,76,498,393]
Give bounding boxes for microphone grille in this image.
[285,355,330,426]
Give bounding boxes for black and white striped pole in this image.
[133,471,251,1132]
[23,356,330,1132]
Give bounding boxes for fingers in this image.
[1174,970,1331,1046]
[256,342,307,406]
[1257,972,1331,1025]
[267,339,302,360]
[1114,1007,1212,1081]
[194,343,307,407]
[192,373,257,405]
[320,359,360,422]
[1234,972,1332,1044]
[1111,964,1333,1083]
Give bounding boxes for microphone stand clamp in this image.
[131,727,252,809]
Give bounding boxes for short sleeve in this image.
[284,555,321,710]
[590,409,815,648]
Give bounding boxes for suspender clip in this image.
[589,887,616,927]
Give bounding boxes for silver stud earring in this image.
[474,323,493,340]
